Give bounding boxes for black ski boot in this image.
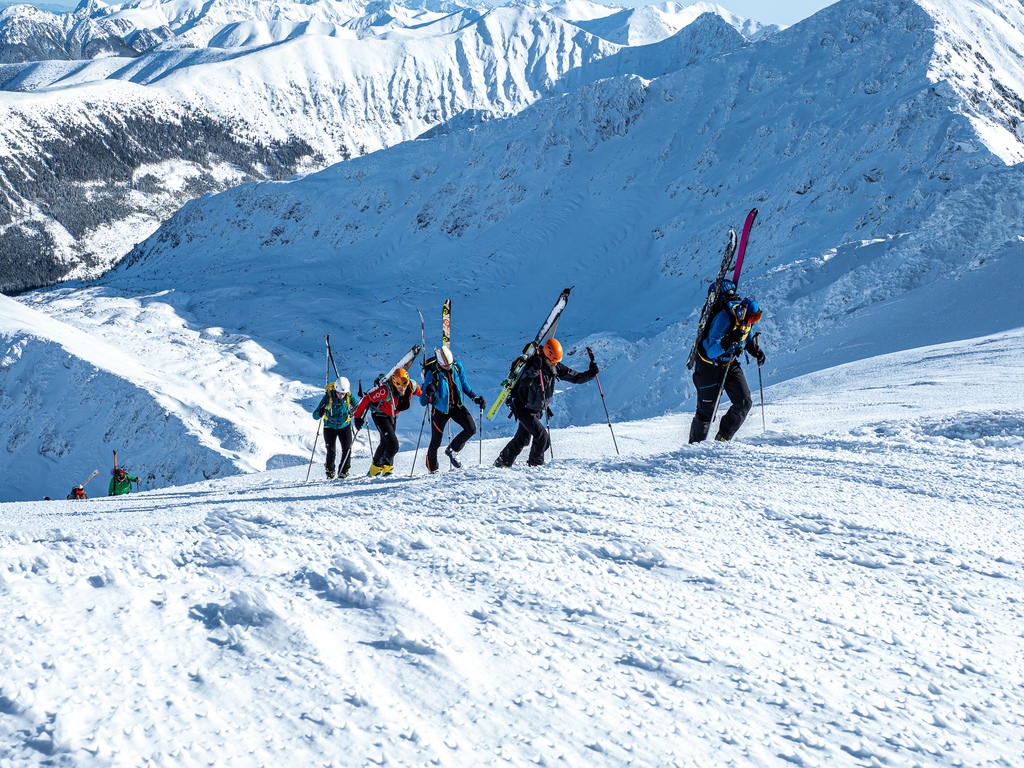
[445,445,462,469]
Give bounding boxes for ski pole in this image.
[754,333,766,433]
[410,406,428,477]
[710,354,736,424]
[479,403,483,466]
[359,381,375,456]
[586,347,619,456]
[337,424,360,479]
[305,421,322,482]
[538,362,553,459]
[306,336,331,481]
[758,363,766,432]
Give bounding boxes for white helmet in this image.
[435,346,454,369]
[335,377,350,394]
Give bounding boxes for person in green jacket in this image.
[108,466,140,496]
[313,377,356,479]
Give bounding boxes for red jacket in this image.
[354,379,422,419]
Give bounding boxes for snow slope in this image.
[0,292,315,501]
[1,328,1022,766]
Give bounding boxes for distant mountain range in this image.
[0,0,778,294]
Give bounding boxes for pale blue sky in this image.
[626,1,836,26]
[4,0,838,27]
[704,0,837,27]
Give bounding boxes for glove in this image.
[473,395,486,409]
[588,361,599,376]
[546,407,554,419]
[752,348,766,366]
[425,381,437,400]
[354,416,364,431]
[315,408,324,419]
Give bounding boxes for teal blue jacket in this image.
[313,390,355,429]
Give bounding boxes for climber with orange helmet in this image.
[493,338,598,468]
[353,367,422,476]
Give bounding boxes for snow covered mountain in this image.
[0,0,764,294]
[2,0,1023,503]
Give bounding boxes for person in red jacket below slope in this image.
[353,367,422,477]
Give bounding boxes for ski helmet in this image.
[738,297,762,324]
[542,338,563,364]
[435,346,454,370]
[392,368,410,387]
[335,377,350,395]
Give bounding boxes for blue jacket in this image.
[420,360,479,414]
[313,390,355,429]
[700,300,759,364]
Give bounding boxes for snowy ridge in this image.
[0,329,1022,765]
[2,2,656,291]
[0,293,317,500]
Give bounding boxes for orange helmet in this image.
[391,368,410,387]
[541,338,563,364]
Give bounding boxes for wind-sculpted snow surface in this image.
[1,330,1023,765]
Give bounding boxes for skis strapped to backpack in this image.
[375,344,422,388]
[686,208,758,370]
[486,287,572,421]
[423,299,452,373]
[686,230,736,370]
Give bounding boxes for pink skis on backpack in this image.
[732,208,759,285]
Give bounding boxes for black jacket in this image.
[512,355,595,414]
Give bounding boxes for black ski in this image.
[486,287,571,420]
[686,229,737,370]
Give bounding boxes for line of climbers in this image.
[312,310,765,480]
[58,288,767,498]
[313,337,602,479]
[314,290,765,480]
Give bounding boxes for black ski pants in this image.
[324,426,354,475]
[372,413,400,467]
[426,405,477,472]
[497,409,550,467]
[689,357,752,443]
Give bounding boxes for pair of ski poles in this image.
[306,335,374,481]
[710,333,766,432]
